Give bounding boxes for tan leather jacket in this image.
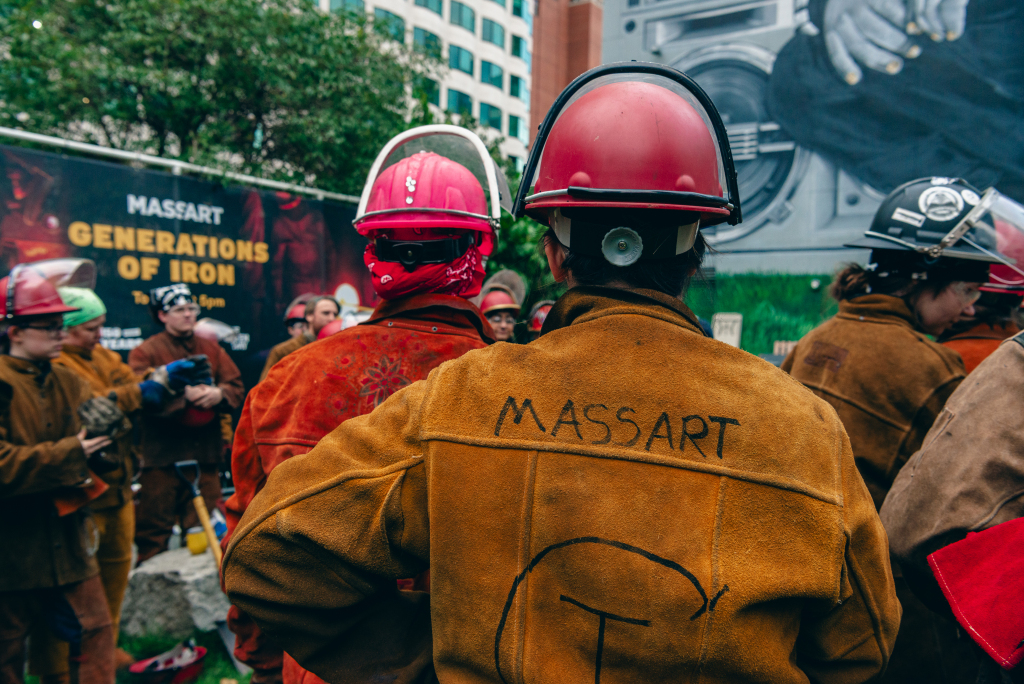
[783,295,965,510]
[224,287,899,684]
[0,355,96,591]
[881,333,1024,611]
[54,343,143,509]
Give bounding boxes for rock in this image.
[120,547,229,639]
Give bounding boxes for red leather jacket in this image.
[225,293,494,537]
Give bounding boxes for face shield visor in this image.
[354,125,512,240]
[934,189,1024,291]
[514,63,741,231]
[30,258,97,290]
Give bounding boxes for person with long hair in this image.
[784,177,1005,683]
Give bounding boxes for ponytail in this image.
[829,264,872,301]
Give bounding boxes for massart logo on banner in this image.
[0,144,375,367]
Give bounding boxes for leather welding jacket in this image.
[782,294,965,510]
[224,286,899,684]
[941,321,1020,374]
[54,343,143,510]
[0,355,96,591]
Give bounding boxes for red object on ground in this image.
[128,641,206,684]
[928,516,1024,669]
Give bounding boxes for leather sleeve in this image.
[0,382,90,499]
[105,351,144,414]
[881,339,1024,611]
[214,345,245,410]
[223,378,433,684]
[127,341,154,375]
[797,416,901,682]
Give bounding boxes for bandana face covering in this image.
[364,240,486,300]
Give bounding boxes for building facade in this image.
[529,0,603,139]
[322,0,533,164]
[601,0,876,274]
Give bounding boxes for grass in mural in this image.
[686,272,840,356]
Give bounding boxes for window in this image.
[487,0,506,7]
[414,77,440,106]
[330,0,364,12]
[511,35,531,69]
[510,74,526,99]
[414,0,443,15]
[479,103,502,131]
[509,155,524,174]
[449,45,473,75]
[414,27,441,57]
[450,1,475,32]
[374,9,405,42]
[509,114,528,143]
[512,0,532,28]
[447,88,472,116]
[482,19,505,48]
[480,61,503,89]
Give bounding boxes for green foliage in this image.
[686,273,838,355]
[114,630,250,684]
[0,0,440,195]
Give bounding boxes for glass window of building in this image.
[448,88,473,116]
[479,103,502,131]
[480,61,503,89]
[512,0,532,29]
[510,74,529,102]
[373,9,406,42]
[414,0,443,15]
[330,0,364,12]
[414,27,442,57]
[511,35,531,68]
[449,45,474,75]
[508,114,528,143]
[450,1,475,33]
[482,19,505,48]
[487,0,507,7]
[414,77,440,107]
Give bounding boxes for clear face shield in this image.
[940,189,1024,284]
[30,258,97,289]
[354,125,512,231]
[513,62,742,227]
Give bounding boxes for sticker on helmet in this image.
[961,189,980,206]
[930,177,956,185]
[918,186,964,222]
[892,207,926,227]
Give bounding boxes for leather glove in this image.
[78,393,130,474]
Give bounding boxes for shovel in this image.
[174,460,222,566]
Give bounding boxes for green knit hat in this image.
[58,287,107,328]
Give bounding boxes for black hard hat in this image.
[846,177,1001,263]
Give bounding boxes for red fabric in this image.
[928,516,1024,669]
[363,239,486,300]
[942,322,1020,373]
[224,293,492,684]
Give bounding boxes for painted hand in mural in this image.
[823,0,970,85]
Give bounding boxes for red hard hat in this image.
[982,218,1024,294]
[284,304,306,324]
[481,287,520,317]
[0,264,80,319]
[527,301,554,332]
[317,318,344,340]
[355,152,491,236]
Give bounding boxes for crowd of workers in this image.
[4,61,1024,684]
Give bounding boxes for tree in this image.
[0,0,439,195]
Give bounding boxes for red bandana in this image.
[364,241,486,300]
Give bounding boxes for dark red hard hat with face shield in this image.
[514,63,741,267]
[0,264,80,319]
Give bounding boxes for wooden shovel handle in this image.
[192,494,223,566]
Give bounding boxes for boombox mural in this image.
[603,0,1024,272]
[0,145,373,371]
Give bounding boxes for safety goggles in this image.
[22,322,67,338]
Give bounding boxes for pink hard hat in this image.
[317,318,344,339]
[355,152,491,236]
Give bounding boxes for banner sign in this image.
[0,144,374,380]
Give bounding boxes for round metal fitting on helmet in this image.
[0,264,80,320]
[601,227,644,266]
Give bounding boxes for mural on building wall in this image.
[768,0,1024,201]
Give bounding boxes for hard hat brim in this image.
[526,198,731,225]
[843,235,1005,263]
